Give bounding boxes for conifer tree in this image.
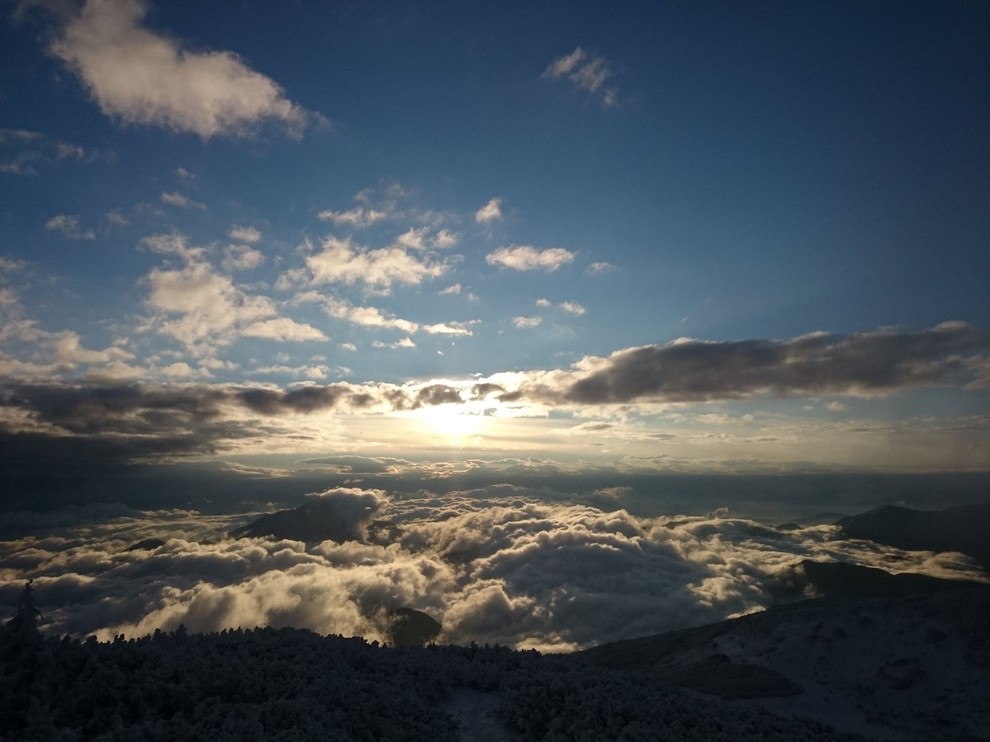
[6,580,43,647]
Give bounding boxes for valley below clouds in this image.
[3,488,984,652]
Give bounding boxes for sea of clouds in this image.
[1,488,984,652]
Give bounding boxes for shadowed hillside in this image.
[836,502,990,568]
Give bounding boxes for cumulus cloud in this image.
[2,493,984,651]
[45,214,95,240]
[228,225,261,243]
[53,331,134,366]
[475,197,503,223]
[144,260,276,352]
[221,244,264,271]
[542,47,619,107]
[140,233,318,353]
[486,245,575,272]
[299,236,447,291]
[49,0,320,139]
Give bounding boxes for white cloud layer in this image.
[50,0,319,139]
[2,493,983,651]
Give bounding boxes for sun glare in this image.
[414,404,489,445]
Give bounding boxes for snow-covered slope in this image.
[581,586,990,740]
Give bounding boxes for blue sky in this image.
[1,0,989,501]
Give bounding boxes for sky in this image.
[1,0,989,516]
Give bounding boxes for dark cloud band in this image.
[560,322,989,404]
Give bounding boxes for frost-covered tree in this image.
[2,580,43,656]
[8,581,42,635]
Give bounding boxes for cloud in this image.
[394,227,458,251]
[53,331,134,366]
[318,206,389,228]
[45,214,95,240]
[228,225,261,243]
[3,493,984,650]
[0,160,37,175]
[421,322,474,336]
[316,185,408,228]
[0,128,112,174]
[373,338,416,350]
[559,322,990,405]
[141,232,206,261]
[439,283,462,296]
[586,261,615,275]
[299,236,447,291]
[535,299,586,315]
[486,245,575,272]
[250,363,332,380]
[144,260,275,352]
[49,0,320,140]
[475,197,503,224]
[242,318,328,342]
[542,47,619,107]
[140,234,322,353]
[512,316,542,329]
[296,293,418,333]
[222,244,264,272]
[160,191,205,210]
[559,301,586,316]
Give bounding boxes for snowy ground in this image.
[582,587,990,741]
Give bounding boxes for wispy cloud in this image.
[161,191,205,210]
[543,47,620,107]
[512,316,542,329]
[586,261,615,275]
[45,214,95,240]
[242,318,327,342]
[49,0,322,139]
[373,337,416,350]
[559,301,586,315]
[318,205,389,228]
[538,299,586,315]
[295,292,474,337]
[1,128,113,174]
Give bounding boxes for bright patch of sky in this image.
[1,0,988,487]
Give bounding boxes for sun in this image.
[414,403,488,445]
